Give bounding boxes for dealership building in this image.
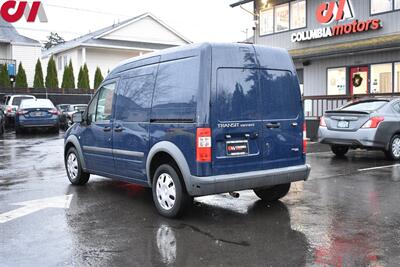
[231,0,400,138]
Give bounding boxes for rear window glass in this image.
[12,96,34,106]
[216,68,258,121]
[151,57,198,120]
[20,99,54,109]
[73,105,87,112]
[260,69,301,120]
[342,101,387,112]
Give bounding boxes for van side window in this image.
[96,83,116,122]
[216,68,258,121]
[152,57,198,121]
[260,69,300,120]
[393,102,400,113]
[115,75,154,122]
[87,93,99,123]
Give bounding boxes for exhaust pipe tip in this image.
[229,191,240,198]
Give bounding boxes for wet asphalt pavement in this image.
[1,130,400,266]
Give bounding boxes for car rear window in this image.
[20,99,54,109]
[12,97,34,106]
[342,101,387,112]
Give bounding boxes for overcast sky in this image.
[13,0,255,44]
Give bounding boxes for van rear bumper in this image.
[187,164,311,196]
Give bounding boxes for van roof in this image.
[108,42,294,78]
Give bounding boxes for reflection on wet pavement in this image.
[1,131,400,266]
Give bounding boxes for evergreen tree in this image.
[61,60,75,89]
[78,64,90,90]
[83,63,90,89]
[33,59,44,88]
[15,62,28,88]
[94,67,104,89]
[77,67,84,89]
[0,64,10,88]
[45,56,58,88]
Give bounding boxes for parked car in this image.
[318,98,400,160]
[15,99,60,134]
[2,95,36,125]
[0,109,4,135]
[57,104,88,129]
[64,43,310,218]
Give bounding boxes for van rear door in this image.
[211,67,264,176]
[259,69,303,166]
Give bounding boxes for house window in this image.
[290,0,306,30]
[275,3,289,32]
[371,0,394,14]
[395,63,400,92]
[260,8,274,35]
[396,0,400,9]
[63,56,68,66]
[327,68,346,95]
[370,63,393,93]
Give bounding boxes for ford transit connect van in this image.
[64,43,310,218]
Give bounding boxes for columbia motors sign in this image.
[0,1,47,23]
[291,0,382,42]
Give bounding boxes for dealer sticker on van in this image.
[226,140,249,156]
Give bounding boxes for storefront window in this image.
[370,63,393,93]
[371,0,393,14]
[275,3,289,32]
[395,63,400,92]
[327,68,346,95]
[396,0,400,9]
[290,0,306,29]
[260,8,274,35]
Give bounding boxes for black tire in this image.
[253,183,291,202]
[15,126,23,135]
[65,147,90,185]
[331,145,349,157]
[0,121,4,135]
[385,135,400,161]
[152,164,191,218]
[51,125,60,134]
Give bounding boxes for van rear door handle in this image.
[266,123,280,129]
[103,126,111,132]
[114,126,124,132]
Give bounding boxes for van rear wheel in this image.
[152,164,191,218]
[253,183,291,202]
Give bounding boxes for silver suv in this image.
[2,95,36,123]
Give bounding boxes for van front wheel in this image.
[253,183,291,202]
[152,164,191,218]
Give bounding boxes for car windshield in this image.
[341,101,388,112]
[58,105,70,112]
[20,99,55,109]
[12,97,34,106]
[73,105,87,112]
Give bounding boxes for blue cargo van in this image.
[64,43,310,217]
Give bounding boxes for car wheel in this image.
[385,135,400,161]
[0,121,4,135]
[65,147,90,185]
[152,164,191,218]
[253,183,291,202]
[331,145,349,157]
[52,126,60,134]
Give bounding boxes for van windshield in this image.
[12,97,34,106]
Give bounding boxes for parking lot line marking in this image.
[358,164,400,172]
[0,194,73,224]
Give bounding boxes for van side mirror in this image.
[72,112,83,124]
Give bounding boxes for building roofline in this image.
[230,0,254,8]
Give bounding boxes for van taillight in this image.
[196,128,211,162]
[303,123,307,154]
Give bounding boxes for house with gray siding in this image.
[231,0,400,136]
